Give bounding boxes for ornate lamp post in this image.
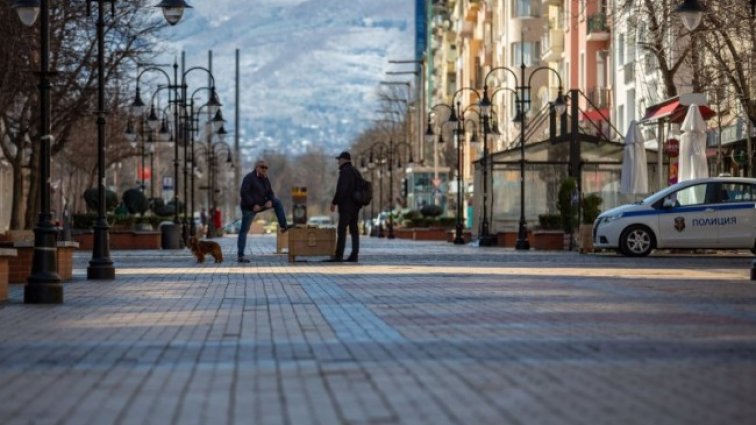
[479,43,566,249]
[132,60,218,246]
[367,140,414,239]
[477,84,518,246]
[427,88,480,245]
[187,97,226,237]
[675,0,704,31]
[12,0,190,300]
[367,148,386,237]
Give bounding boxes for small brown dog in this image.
[188,236,223,263]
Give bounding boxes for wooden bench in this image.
[0,248,18,301]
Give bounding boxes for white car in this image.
[307,215,335,228]
[593,177,756,256]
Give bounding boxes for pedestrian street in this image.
[0,235,755,425]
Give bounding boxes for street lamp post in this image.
[12,0,191,300]
[85,0,119,280]
[132,61,217,247]
[479,49,566,250]
[367,140,414,239]
[13,0,61,303]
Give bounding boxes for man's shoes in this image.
[322,257,343,262]
[237,257,251,263]
[345,256,358,263]
[281,225,294,233]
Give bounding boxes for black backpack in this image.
[352,169,372,207]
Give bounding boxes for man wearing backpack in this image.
[325,151,361,262]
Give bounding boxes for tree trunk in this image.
[24,141,39,230]
[9,159,24,230]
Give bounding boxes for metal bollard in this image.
[751,260,756,281]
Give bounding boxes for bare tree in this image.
[0,1,165,229]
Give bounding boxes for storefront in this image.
[709,117,756,177]
[472,138,659,234]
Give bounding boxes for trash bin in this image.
[160,222,181,250]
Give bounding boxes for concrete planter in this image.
[74,231,161,250]
[496,231,534,248]
[0,241,78,284]
[447,230,472,243]
[577,224,595,253]
[532,231,565,250]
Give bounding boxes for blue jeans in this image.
[237,198,288,258]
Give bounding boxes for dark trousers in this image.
[335,207,359,259]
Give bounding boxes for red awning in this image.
[641,98,716,124]
[580,108,610,122]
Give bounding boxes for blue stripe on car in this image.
[621,203,755,218]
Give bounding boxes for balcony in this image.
[588,87,611,109]
[587,13,610,41]
[541,28,564,62]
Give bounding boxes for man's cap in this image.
[335,151,351,160]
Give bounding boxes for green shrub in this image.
[436,217,457,228]
[557,177,578,233]
[72,213,172,230]
[581,193,603,224]
[83,188,118,212]
[538,214,562,230]
[420,204,443,217]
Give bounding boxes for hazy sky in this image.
[159,0,415,158]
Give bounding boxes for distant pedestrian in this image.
[237,159,291,263]
[199,208,208,237]
[213,207,222,236]
[325,151,360,263]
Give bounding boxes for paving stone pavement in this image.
[1,234,755,425]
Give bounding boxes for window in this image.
[719,183,756,203]
[667,184,710,207]
[514,0,539,17]
[617,34,625,66]
[580,52,585,89]
[512,42,540,67]
[618,105,625,134]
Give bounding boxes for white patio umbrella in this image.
[620,120,648,194]
[678,104,709,182]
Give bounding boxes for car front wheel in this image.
[619,225,654,257]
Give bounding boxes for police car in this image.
[593,177,756,256]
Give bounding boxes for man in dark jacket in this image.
[325,151,360,262]
[237,160,289,262]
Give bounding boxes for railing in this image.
[587,87,611,109]
[587,13,609,35]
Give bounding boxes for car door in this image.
[716,182,756,248]
[656,182,718,248]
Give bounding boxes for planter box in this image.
[1,241,77,284]
[577,224,595,253]
[73,231,161,250]
[56,242,78,281]
[393,228,414,240]
[276,228,289,253]
[532,231,565,250]
[413,228,452,241]
[447,230,472,243]
[287,228,336,262]
[496,231,534,248]
[0,248,17,301]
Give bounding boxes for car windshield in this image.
[639,181,692,206]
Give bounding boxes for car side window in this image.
[720,182,756,202]
[665,183,710,207]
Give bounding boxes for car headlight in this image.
[603,212,624,223]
